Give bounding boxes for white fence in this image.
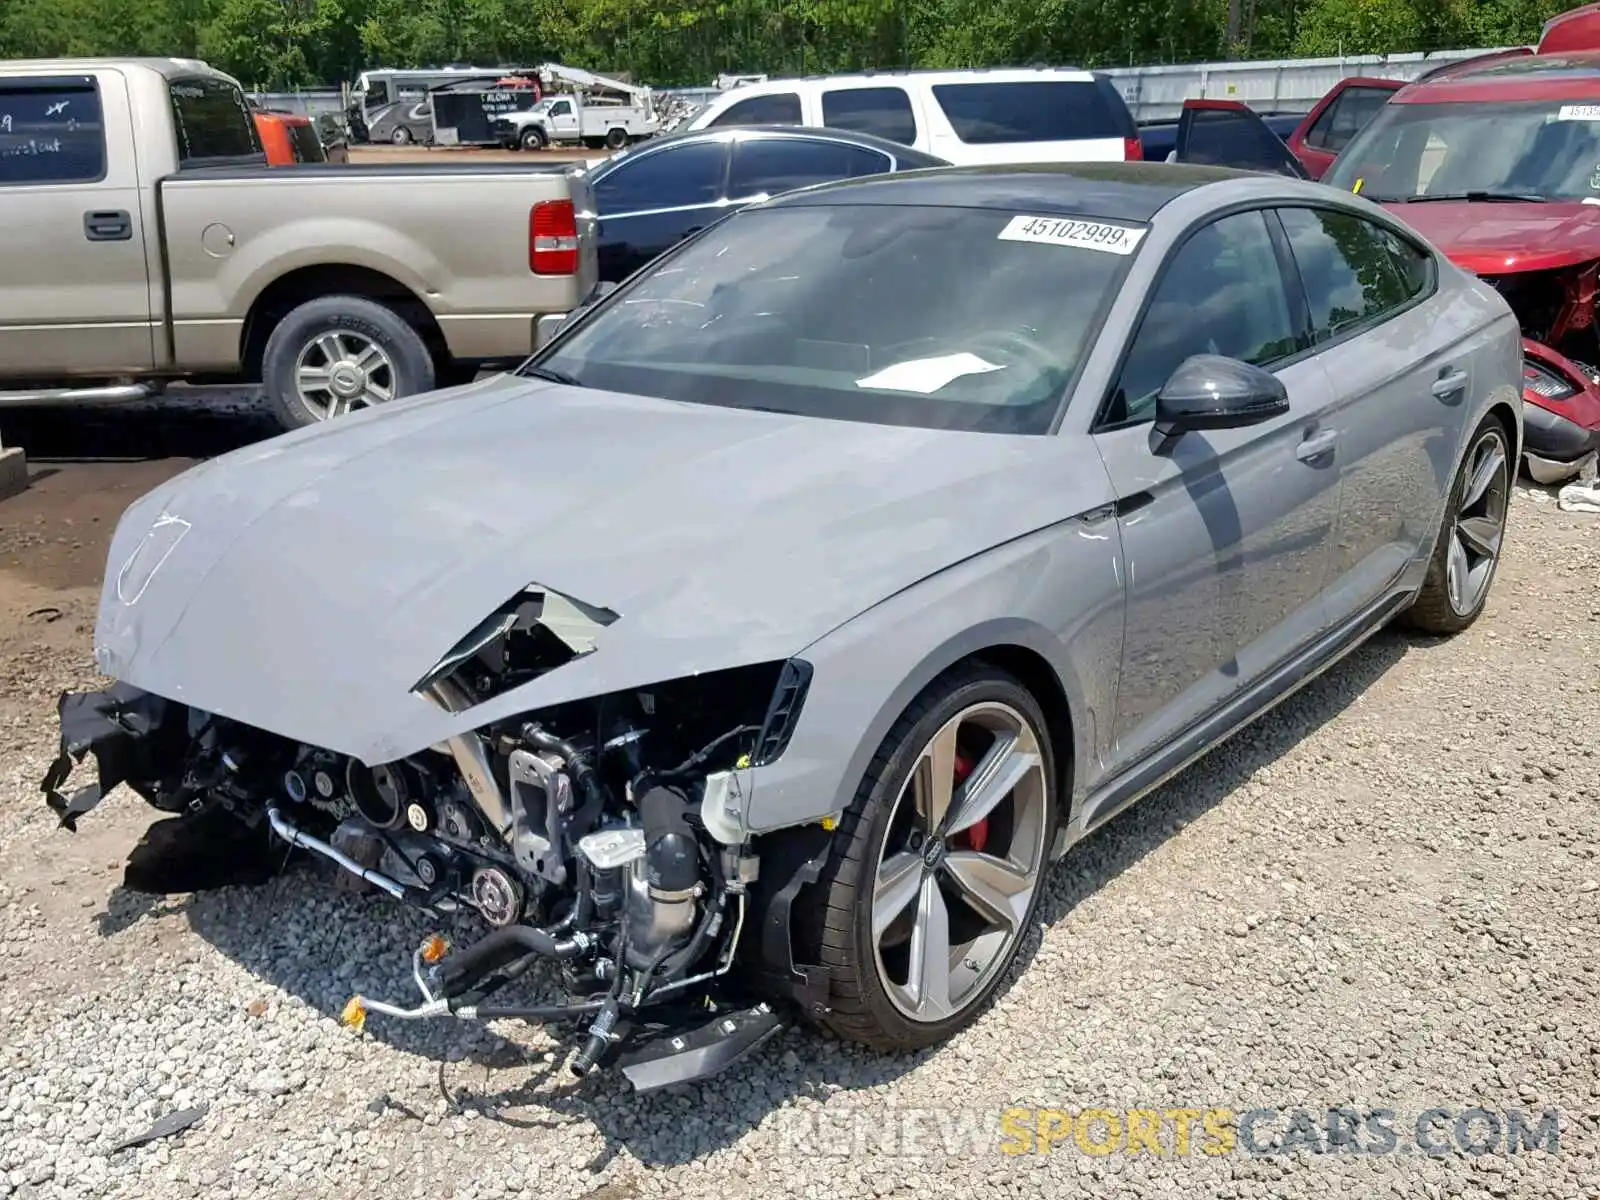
[1102,46,1515,121]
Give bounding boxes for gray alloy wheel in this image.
[1403,414,1513,635]
[870,701,1050,1022]
[802,665,1057,1051]
[1446,428,1511,617]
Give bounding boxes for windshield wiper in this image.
[1404,191,1549,204]
[520,364,584,386]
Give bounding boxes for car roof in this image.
[1398,51,1600,103]
[604,124,950,167]
[0,56,236,82]
[763,161,1256,221]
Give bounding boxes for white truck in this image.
[495,65,658,151]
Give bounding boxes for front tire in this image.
[803,665,1057,1051]
[520,126,547,151]
[260,295,436,431]
[1402,414,1513,635]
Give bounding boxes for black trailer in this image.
[431,82,542,146]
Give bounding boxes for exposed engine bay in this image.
[42,609,816,1089]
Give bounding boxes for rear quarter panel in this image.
[156,166,597,370]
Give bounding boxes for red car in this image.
[1173,56,1600,483]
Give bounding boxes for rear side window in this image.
[708,92,802,128]
[729,137,891,198]
[931,80,1127,144]
[821,87,917,145]
[0,77,106,186]
[1276,207,1417,342]
[1304,86,1394,153]
[170,76,261,164]
[593,141,726,212]
[1382,227,1432,299]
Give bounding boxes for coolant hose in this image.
[437,923,588,994]
[520,725,606,830]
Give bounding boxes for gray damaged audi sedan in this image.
[44,163,1522,1091]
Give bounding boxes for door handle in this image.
[83,210,132,242]
[1295,428,1338,463]
[1432,367,1468,400]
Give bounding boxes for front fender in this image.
[739,513,1126,836]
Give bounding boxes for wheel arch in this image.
[240,264,450,381]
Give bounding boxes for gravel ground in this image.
[1,467,1598,1200]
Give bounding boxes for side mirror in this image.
[1153,354,1289,444]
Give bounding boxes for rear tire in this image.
[260,295,436,431]
[605,126,627,149]
[390,127,413,146]
[1401,414,1513,635]
[800,664,1057,1051]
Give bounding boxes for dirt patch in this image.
[0,460,196,724]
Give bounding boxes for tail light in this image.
[530,199,579,275]
[1123,136,1144,161]
[1524,359,1578,402]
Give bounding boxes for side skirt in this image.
[1053,586,1415,859]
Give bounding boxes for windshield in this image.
[1326,98,1600,201]
[531,204,1139,434]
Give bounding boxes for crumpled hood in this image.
[96,375,1103,763]
[1384,200,1600,274]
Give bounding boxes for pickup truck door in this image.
[0,70,156,377]
[547,100,579,139]
[1285,78,1404,179]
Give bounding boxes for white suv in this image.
[683,68,1142,166]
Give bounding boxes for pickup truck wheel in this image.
[604,127,628,149]
[261,296,435,430]
[520,126,547,151]
[390,127,413,146]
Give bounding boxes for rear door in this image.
[1272,204,1465,618]
[1173,99,1307,177]
[1286,79,1403,179]
[590,139,730,282]
[922,76,1135,164]
[819,84,921,148]
[0,69,156,377]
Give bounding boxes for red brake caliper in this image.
[951,752,987,853]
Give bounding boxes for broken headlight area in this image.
[40,658,810,1090]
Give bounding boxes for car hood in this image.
[95,374,1104,764]
[1383,200,1600,274]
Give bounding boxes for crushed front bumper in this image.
[1523,339,1600,483]
[39,683,189,830]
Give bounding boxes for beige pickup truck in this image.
[0,58,597,430]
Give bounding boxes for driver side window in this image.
[1103,210,1299,428]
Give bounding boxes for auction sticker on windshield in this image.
[1557,104,1600,121]
[999,215,1147,255]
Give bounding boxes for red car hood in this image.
[1381,200,1600,274]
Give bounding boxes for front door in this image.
[592,139,731,282]
[1091,209,1341,775]
[0,69,156,378]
